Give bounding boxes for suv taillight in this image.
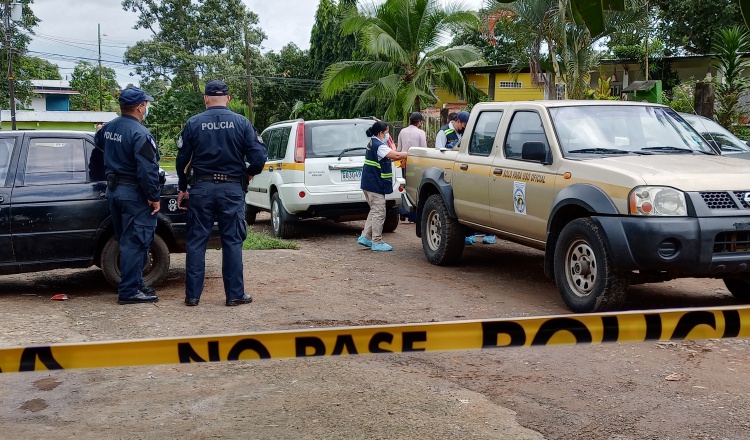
[294,122,305,163]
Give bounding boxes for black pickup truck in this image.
[0,130,216,287]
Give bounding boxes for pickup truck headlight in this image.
[629,186,687,216]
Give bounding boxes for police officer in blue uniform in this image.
[176,80,267,307]
[94,86,161,304]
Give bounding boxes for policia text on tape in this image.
[1,306,749,373]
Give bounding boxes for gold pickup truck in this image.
[404,101,750,312]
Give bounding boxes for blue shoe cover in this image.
[465,236,476,246]
[482,235,496,244]
[358,236,372,248]
[371,242,393,252]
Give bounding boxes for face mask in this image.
[143,105,150,120]
[384,133,390,142]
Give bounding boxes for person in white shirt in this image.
[397,112,427,155]
[435,111,469,150]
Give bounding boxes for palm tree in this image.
[321,0,483,120]
[490,0,645,99]
[712,26,750,129]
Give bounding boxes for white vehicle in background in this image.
[680,112,750,159]
[245,118,403,238]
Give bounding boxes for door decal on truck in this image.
[514,181,527,215]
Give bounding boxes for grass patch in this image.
[160,156,176,172]
[243,230,298,250]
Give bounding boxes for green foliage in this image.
[712,26,750,128]
[69,61,120,111]
[122,0,265,93]
[145,88,205,156]
[0,0,41,109]
[450,12,530,67]
[653,0,743,54]
[243,231,298,250]
[18,57,61,80]
[322,0,483,121]
[663,79,698,113]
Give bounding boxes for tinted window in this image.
[24,138,87,185]
[504,111,548,159]
[264,129,280,161]
[0,137,15,186]
[277,127,291,160]
[469,111,503,156]
[306,122,371,158]
[87,141,106,182]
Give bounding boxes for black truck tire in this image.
[245,203,258,225]
[383,207,400,233]
[101,234,170,289]
[723,276,750,301]
[271,193,295,238]
[421,194,465,266]
[554,217,628,313]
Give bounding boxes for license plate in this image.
[341,169,362,181]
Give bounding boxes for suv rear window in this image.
[305,122,372,158]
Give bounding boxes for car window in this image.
[469,111,503,156]
[277,127,291,160]
[24,138,87,185]
[0,137,15,186]
[681,114,750,153]
[265,129,280,161]
[87,141,105,182]
[504,111,548,160]
[306,122,371,158]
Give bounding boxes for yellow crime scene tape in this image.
[1,305,749,373]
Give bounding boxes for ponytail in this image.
[366,120,388,138]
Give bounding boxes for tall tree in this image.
[69,61,120,111]
[309,0,340,79]
[121,0,264,93]
[0,0,41,108]
[322,0,482,121]
[653,0,744,55]
[18,56,60,80]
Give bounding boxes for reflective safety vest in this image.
[361,137,394,195]
[441,123,460,149]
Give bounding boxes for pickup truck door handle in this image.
[492,168,503,175]
[459,164,469,171]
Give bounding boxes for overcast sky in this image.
[26,0,484,87]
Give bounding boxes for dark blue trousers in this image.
[185,181,247,301]
[108,184,156,299]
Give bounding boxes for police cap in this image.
[205,80,229,96]
[119,86,154,106]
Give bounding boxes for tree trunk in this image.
[694,82,714,119]
[413,95,421,114]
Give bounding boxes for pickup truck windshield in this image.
[550,105,716,156]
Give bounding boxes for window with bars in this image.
[498,81,522,89]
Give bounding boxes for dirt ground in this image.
[1,213,750,439]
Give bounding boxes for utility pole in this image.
[98,23,102,111]
[244,25,253,122]
[644,0,649,81]
[3,0,17,130]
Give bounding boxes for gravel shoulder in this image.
[1,214,749,439]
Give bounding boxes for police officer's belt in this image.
[116,176,139,185]
[195,174,242,183]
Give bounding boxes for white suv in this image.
[246,118,403,238]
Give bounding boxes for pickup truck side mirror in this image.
[521,141,550,164]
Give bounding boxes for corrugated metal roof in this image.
[1,110,118,123]
[30,80,72,89]
[623,80,658,92]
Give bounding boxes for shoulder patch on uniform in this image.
[177,136,184,149]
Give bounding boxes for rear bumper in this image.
[276,184,402,217]
[594,215,750,276]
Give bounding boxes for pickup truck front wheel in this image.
[554,218,628,313]
[422,194,464,265]
[723,275,750,301]
[101,234,170,289]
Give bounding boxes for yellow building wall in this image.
[434,72,544,106]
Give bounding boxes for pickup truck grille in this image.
[734,192,750,209]
[714,231,750,253]
[701,192,738,210]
